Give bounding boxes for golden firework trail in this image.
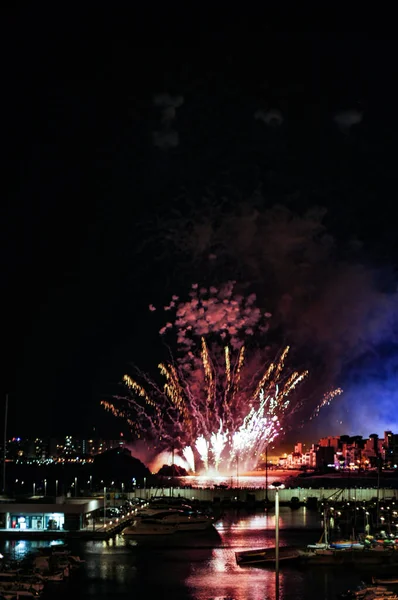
[106,340,341,474]
[103,285,343,474]
[201,337,214,405]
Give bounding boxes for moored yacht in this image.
[122,518,177,537]
[123,507,214,537]
[137,508,214,532]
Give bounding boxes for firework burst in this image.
[101,283,342,473]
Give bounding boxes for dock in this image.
[0,513,136,541]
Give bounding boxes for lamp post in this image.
[44,479,47,497]
[144,477,146,500]
[376,457,381,527]
[265,445,269,503]
[272,481,284,600]
[55,479,58,497]
[103,486,107,528]
[33,482,35,496]
[89,475,92,492]
[74,476,77,498]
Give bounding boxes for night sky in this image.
[3,18,398,442]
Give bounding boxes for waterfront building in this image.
[0,497,101,532]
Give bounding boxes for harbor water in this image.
[0,507,376,599]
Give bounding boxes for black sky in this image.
[3,17,398,437]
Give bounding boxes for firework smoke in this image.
[102,283,341,473]
[148,195,398,435]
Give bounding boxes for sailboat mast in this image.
[2,394,8,493]
[324,507,328,546]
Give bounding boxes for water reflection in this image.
[215,507,318,535]
[185,545,299,600]
[0,508,365,599]
[4,538,65,559]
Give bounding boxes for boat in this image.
[299,546,398,566]
[340,582,398,598]
[307,543,329,550]
[134,508,214,532]
[0,579,44,594]
[330,541,364,550]
[42,571,64,582]
[135,502,194,518]
[290,496,301,509]
[32,555,69,579]
[122,519,177,537]
[372,577,398,585]
[235,546,301,566]
[306,507,364,552]
[0,583,42,598]
[1,577,43,594]
[0,592,42,599]
[146,509,213,531]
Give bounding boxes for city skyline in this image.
[3,428,398,473]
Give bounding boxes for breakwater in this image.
[131,487,398,503]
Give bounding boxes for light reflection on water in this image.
[0,509,364,599]
[215,507,317,539]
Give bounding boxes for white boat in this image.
[135,504,192,518]
[307,543,329,550]
[136,509,214,532]
[122,519,177,537]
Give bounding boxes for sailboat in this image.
[306,507,364,552]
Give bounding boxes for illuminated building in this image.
[318,436,340,450]
[382,431,398,468]
[0,498,101,531]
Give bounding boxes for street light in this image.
[44,479,47,497]
[265,445,269,503]
[144,477,146,499]
[33,482,36,496]
[74,476,77,498]
[271,481,285,599]
[55,479,58,497]
[89,475,92,492]
[104,486,107,528]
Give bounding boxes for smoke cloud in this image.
[152,93,184,149]
[254,108,284,127]
[333,108,363,132]
[155,194,398,436]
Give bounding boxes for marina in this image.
[2,504,398,599]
